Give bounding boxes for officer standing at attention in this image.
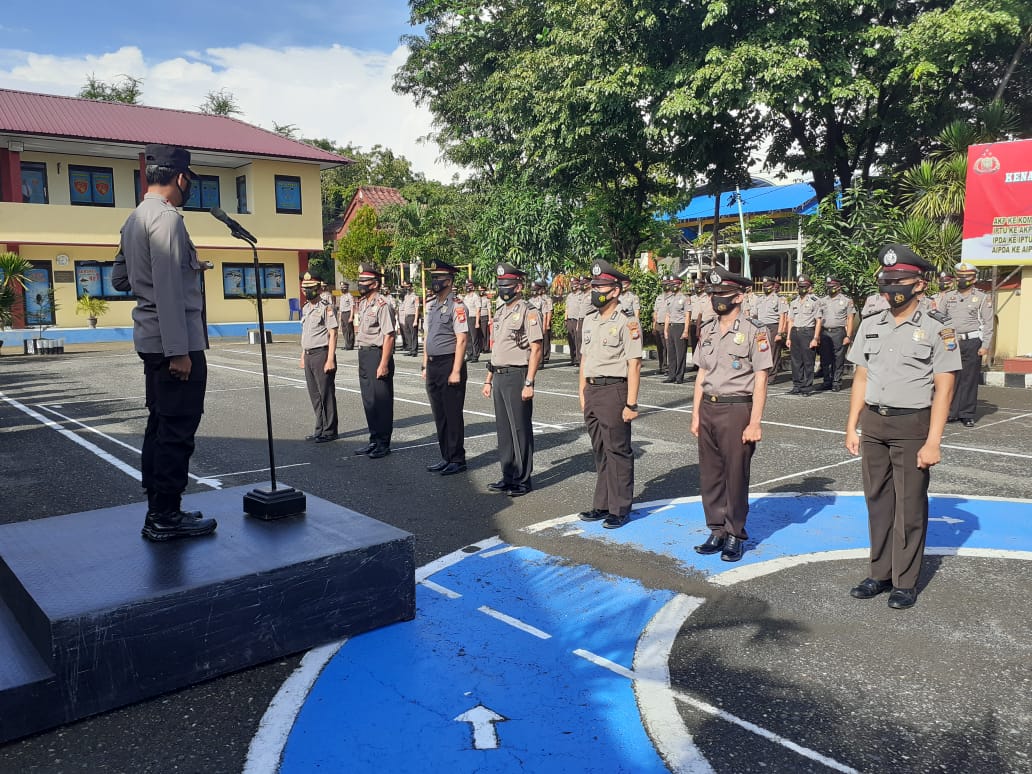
[619,279,640,319]
[652,278,671,376]
[565,277,584,366]
[299,273,339,443]
[845,244,960,609]
[337,281,355,350]
[478,283,493,354]
[529,278,554,365]
[399,280,421,356]
[818,276,856,392]
[860,288,890,319]
[460,280,479,362]
[422,260,469,475]
[692,267,773,562]
[353,263,396,459]
[786,275,823,395]
[122,143,216,541]
[663,276,690,384]
[578,260,643,529]
[940,262,993,427]
[753,277,788,379]
[692,275,717,347]
[930,271,955,310]
[483,263,543,496]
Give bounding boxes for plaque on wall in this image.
[54,271,75,283]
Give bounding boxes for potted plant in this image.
[75,292,110,329]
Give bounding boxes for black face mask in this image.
[497,284,519,302]
[591,289,614,309]
[358,282,376,297]
[303,288,319,301]
[430,279,449,295]
[828,286,840,296]
[711,293,739,315]
[957,278,974,290]
[880,283,918,309]
[763,285,775,294]
[176,174,192,206]
[798,286,810,296]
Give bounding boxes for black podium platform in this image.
[0,484,415,744]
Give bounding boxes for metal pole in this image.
[251,242,278,490]
[735,186,751,279]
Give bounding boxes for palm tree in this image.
[0,252,32,330]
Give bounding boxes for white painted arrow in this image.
[454,704,506,750]
[929,516,964,525]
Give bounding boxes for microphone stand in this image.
[215,218,306,519]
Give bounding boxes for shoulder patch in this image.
[928,309,950,324]
[626,319,641,340]
[455,304,467,324]
[376,297,387,307]
[755,327,770,352]
[939,327,957,351]
[622,308,634,317]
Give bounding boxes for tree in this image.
[334,205,392,280]
[0,252,32,330]
[78,74,143,104]
[272,122,300,140]
[200,88,243,117]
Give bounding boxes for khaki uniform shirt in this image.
[652,292,670,325]
[938,289,994,348]
[463,292,481,322]
[565,291,585,321]
[665,292,690,324]
[122,193,207,356]
[424,294,469,357]
[301,297,338,349]
[753,292,788,325]
[847,308,961,408]
[580,307,644,377]
[355,293,397,347]
[338,292,353,314]
[618,291,640,317]
[479,295,492,322]
[694,316,773,396]
[400,293,420,318]
[861,293,889,318]
[821,293,856,328]
[694,292,717,324]
[491,299,544,366]
[789,294,822,327]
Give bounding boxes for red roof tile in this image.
[334,186,407,239]
[0,88,348,165]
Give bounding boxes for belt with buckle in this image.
[358,345,382,351]
[956,332,981,341]
[867,404,926,417]
[702,393,752,404]
[586,376,627,385]
[304,345,328,354]
[426,353,455,362]
[824,326,845,331]
[492,365,528,374]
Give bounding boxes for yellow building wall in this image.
[1016,267,1032,358]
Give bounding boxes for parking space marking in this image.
[477,605,552,639]
[751,456,861,487]
[207,462,310,479]
[420,579,462,599]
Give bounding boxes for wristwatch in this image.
[625,403,638,411]
[524,380,535,387]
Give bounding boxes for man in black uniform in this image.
[299,272,338,442]
[122,143,216,541]
[353,263,396,459]
[482,262,543,496]
[422,260,470,475]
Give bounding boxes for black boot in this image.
[142,510,218,542]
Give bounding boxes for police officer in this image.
[940,262,993,427]
[337,281,355,350]
[692,266,773,562]
[564,277,584,366]
[353,263,396,459]
[845,244,961,609]
[529,278,554,365]
[930,271,955,310]
[399,280,421,356]
[122,143,216,541]
[663,276,690,384]
[477,283,493,354]
[652,278,671,375]
[860,289,890,319]
[619,279,640,319]
[786,274,823,395]
[753,277,788,380]
[422,260,469,475]
[578,260,643,529]
[818,276,856,392]
[299,272,339,442]
[691,275,716,346]
[483,263,543,496]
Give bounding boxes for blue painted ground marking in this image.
[279,547,677,773]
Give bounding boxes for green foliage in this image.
[0,252,32,330]
[78,73,143,104]
[74,293,109,319]
[310,139,425,223]
[334,205,392,280]
[549,298,567,340]
[199,89,243,117]
[625,264,662,336]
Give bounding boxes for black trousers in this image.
[790,326,816,389]
[861,408,931,588]
[698,401,755,539]
[765,324,785,381]
[584,381,633,517]
[666,323,688,381]
[819,327,848,387]
[493,367,533,486]
[140,351,206,513]
[304,346,337,437]
[357,347,394,448]
[566,320,580,364]
[339,312,354,350]
[479,320,491,353]
[654,325,666,372]
[466,318,483,360]
[426,356,467,464]
[950,337,981,421]
[401,314,418,355]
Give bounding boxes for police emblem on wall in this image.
[973,151,1001,174]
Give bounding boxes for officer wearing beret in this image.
[753,277,788,380]
[353,263,396,459]
[940,262,993,427]
[818,276,856,392]
[786,275,823,395]
[337,282,355,350]
[691,267,773,562]
[299,273,339,442]
[578,260,643,529]
[422,260,469,475]
[122,143,216,541]
[663,276,690,384]
[482,263,543,496]
[528,278,554,365]
[845,244,961,609]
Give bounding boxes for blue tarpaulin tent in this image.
[670,182,820,221]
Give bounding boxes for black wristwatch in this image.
[524,380,535,387]
[625,403,638,411]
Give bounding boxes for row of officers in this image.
[299,245,972,611]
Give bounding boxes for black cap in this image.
[877,244,935,277]
[426,259,459,275]
[144,144,196,179]
[357,263,383,279]
[301,272,321,289]
[533,278,548,288]
[707,266,751,291]
[340,281,350,288]
[589,259,629,285]
[797,274,812,285]
[496,262,525,281]
[826,275,842,285]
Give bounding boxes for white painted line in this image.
[761,420,846,435]
[573,648,636,680]
[415,537,504,583]
[948,411,1032,432]
[562,528,585,537]
[479,545,521,558]
[206,462,310,479]
[477,605,552,639]
[940,443,1032,460]
[633,595,714,774]
[419,580,462,599]
[523,513,581,534]
[751,456,862,487]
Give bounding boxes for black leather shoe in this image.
[440,462,467,475]
[662,378,675,384]
[354,443,376,455]
[849,577,892,599]
[368,446,391,459]
[305,434,320,441]
[962,419,975,428]
[946,415,959,423]
[788,388,801,395]
[831,383,842,392]
[427,460,449,472]
[315,434,337,443]
[488,480,512,491]
[507,484,532,498]
[142,511,217,542]
[721,535,745,562]
[578,509,608,522]
[887,587,918,609]
[694,534,725,555]
[603,512,629,529]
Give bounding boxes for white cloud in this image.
[0,44,463,183]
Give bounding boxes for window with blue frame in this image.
[274,175,302,214]
[68,165,115,207]
[74,261,133,301]
[222,263,286,299]
[183,175,221,212]
[20,162,48,203]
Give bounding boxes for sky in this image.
[0,1,463,181]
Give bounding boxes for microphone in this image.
[210,206,258,244]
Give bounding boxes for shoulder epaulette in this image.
[928,309,950,324]
[747,317,764,328]
[622,308,633,317]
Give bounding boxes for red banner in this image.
[962,138,1032,266]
